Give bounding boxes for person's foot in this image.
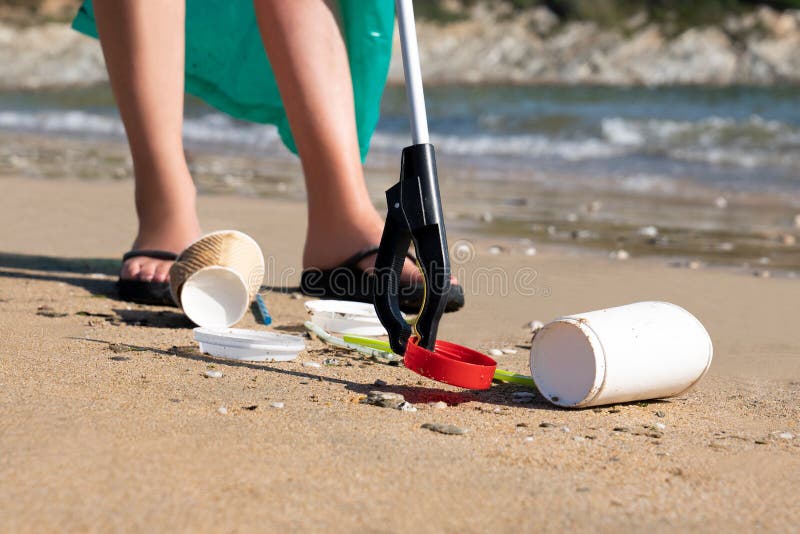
[120,208,201,284]
[303,208,457,286]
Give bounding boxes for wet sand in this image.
[3,130,799,277]
[1,176,799,531]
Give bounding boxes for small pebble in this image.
[421,423,468,435]
[561,426,571,433]
[399,402,418,412]
[303,362,322,368]
[687,260,702,270]
[270,402,285,409]
[753,270,771,278]
[322,358,340,366]
[714,196,728,209]
[488,349,504,357]
[524,247,537,256]
[571,229,592,240]
[638,225,659,238]
[655,422,666,430]
[779,234,796,246]
[488,245,503,255]
[291,292,303,300]
[525,436,535,442]
[374,379,387,386]
[613,426,630,433]
[717,242,735,252]
[431,401,448,410]
[217,406,228,415]
[501,348,518,355]
[758,256,771,265]
[566,212,578,222]
[480,212,493,223]
[361,391,406,410]
[204,370,223,379]
[776,431,794,440]
[655,411,666,418]
[609,249,630,261]
[539,422,556,428]
[574,436,585,442]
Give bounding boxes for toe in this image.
[152,261,173,283]
[137,260,158,282]
[120,258,142,280]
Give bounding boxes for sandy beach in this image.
[0,175,798,531]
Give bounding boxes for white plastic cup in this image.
[169,230,265,328]
[180,266,250,328]
[530,301,713,408]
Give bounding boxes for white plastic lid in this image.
[197,341,300,362]
[194,327,306,351]
[304,300,383,322]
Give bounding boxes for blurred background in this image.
[1,0,799,274]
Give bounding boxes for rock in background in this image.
[387,4,800,86]
[1,2,800,89]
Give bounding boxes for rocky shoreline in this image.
[2,5,800,88]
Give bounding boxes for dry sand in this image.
[1,176,798,532]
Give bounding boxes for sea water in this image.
[1,84,798,273]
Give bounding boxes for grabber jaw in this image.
[373,143,451,355]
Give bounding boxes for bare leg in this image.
[254,0,429,282]
[94,0,201,283]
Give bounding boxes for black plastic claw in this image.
[373,144,451,355]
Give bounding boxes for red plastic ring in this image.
[404,337,497,390]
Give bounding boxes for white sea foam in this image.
[0,109,282,149]
[2,109,799,174]
[600,115,800,170]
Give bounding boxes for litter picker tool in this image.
[374,0,451,356]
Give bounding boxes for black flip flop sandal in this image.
[117,250,179,306]
[300,246,465,313]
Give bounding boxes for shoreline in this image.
[2,129,798,278]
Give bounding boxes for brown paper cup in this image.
[169,230,265,327]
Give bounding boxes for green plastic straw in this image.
[343,335,392,352]
[304,321,400,362]
[492,369,536,387]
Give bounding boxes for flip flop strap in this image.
[338,246,417,270]
[122,249,180,262]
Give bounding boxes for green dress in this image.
[72,0,395,161]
